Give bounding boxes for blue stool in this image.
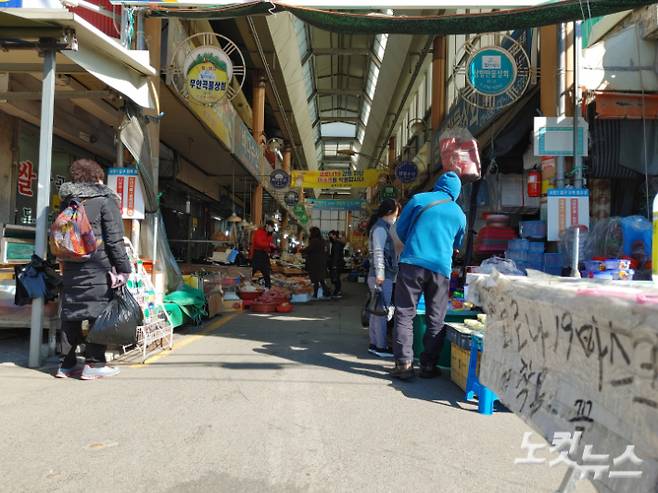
[465,334,500,415]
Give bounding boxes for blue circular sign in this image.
[284,190,299,206]
[270,169,291,190]
[395,161,418,184]
[467,47,516,96]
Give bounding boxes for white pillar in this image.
[28,48,56,368]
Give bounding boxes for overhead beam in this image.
[317,88,363,97]
[0,63,87,74]
[0,90,115,100]
[319,116,361,123]
[313,48,371,56]
[321,136,356,142]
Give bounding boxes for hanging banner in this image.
[107,168,145,220]
[546,188,589,241]
[306,199,366,211]
[292,169,386,189]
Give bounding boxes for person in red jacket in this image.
[251,220,276,289]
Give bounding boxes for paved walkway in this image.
[0,286,596,492]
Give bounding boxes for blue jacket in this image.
[396,172,466,278]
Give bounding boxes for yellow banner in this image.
[291,169,386,189]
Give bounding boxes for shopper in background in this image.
[251,220,276,289]
[304,227,330,300]
[327,230,345,299]
[391,172,466,380]
[56,159,132,380]
[367,198,400,358]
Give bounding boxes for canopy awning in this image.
[140,0,657,35]
[0,8,157,109]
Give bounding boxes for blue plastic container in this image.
[520,220,547,239]
[508,238,530,251]
[528,241,545,253]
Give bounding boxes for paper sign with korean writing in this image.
[107,168,145,220]
[291,169,386,189]
[547,188,589,241]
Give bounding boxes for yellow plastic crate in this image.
[450,342,480,391]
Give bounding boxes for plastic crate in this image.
[520,220,547,239]
[508,239,530,251]
[528,241,545,253]
[451,343,480,391]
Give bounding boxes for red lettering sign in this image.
[116,177,124,211]
[17,161,36,197]
[127,176,135,217]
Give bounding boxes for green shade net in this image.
[148,0,656,34]
[163,285,207,326]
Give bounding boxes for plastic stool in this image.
[465,335,499,415]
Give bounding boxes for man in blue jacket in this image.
[391,172,466,380]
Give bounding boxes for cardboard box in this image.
[207,293,223,318]
[221,299,244,312]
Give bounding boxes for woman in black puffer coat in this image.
[56,159,132,380]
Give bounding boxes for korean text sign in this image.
[107,168,145,220]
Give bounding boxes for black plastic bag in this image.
[366,287,388,317]
[86,286,143,346]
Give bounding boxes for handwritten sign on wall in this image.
[468,274,658,492]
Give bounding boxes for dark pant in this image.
[330,268,342,295]
[393,263,450,365]
[60,320,107,369]
[252,250,271,289]
[313,280,329,298]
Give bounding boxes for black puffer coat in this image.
[58,182,132,322]
[303,237,327,283]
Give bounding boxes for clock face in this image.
[453,34,532,110]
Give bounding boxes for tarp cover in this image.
[147,0,657,35]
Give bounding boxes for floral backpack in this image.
[49,198,99,261]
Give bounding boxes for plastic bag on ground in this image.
[86,286,143,346]
[439,127,482,182]
[479,256,526,276]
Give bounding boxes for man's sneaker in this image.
[390,361,415,380]
[54,366,76,379]
[81,364,120,380]
[332,292,343,300]
[419,364,441,379]
[368,344,378,355]
[373,347,394,358]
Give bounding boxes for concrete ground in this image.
[0,285,596,493]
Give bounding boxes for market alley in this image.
[0,287,594,493]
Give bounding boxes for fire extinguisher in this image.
[527,168,541,197]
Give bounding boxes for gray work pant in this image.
[393,263,450,365]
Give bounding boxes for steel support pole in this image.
[556,23,567,188]
[28,48,56,368]
[573,21,583,189]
